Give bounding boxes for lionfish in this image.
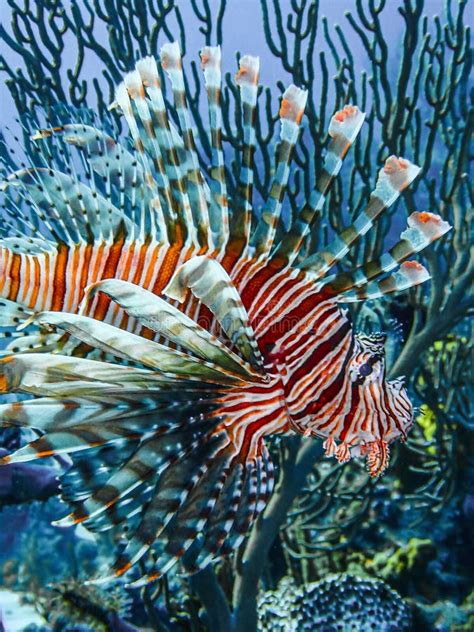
[0,44,450,585]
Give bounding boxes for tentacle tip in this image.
[235,55,260,86]
[52,514,79,528]
[31,128,52,141]
[84,574,115,586]
[400,260,430,284]
[200,45,221,70]
[407,211,452,239]
[125,572,161,589]
[280,85,308,124]
[383,155,421,190]
[329,104,365,141]
[16,313,37,331]
[160,41,182,70]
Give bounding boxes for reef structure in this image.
[257,574,413,631]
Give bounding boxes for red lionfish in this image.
[0,44,451,584]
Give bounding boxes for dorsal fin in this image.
[160,42,212,251]
[252,85,308,258]
[300,156,421,278]
[272,105,366,265]
[200,46,230,251]
[227,55,260,257]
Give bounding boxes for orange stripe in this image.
[92,227,127,321]
[18,255,31,304]
[117,239,151,332]
[131,239,150,285]
[7,253,22,302]
[51,242,70,311]
[78,244,93,305]
[29,256,41,309]
[141,243,161,290]
[0,248,10,295]
[65,244,81,312]
[43,253,51,308]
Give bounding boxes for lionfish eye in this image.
[359,363,372,377]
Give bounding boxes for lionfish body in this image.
[0,44,450,583]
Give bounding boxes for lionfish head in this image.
[291,329,413,477]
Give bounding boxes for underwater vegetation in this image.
[0,1,472,631]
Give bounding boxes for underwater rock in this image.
[0,449,60,506]
[257,574,413,631]
[413,599,470,631]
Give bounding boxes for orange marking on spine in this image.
[334,105,358,122]
[235,67,258,85]
[115,561,133,577]
[417,212,434,223]
[0,375,8,393]
[34,450,55,459]
[279,99,304,124]
[72,515,88,525]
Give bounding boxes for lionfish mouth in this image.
[0,41,451,584]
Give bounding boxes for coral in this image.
[257,574,413,631]
[368,538,436,589]
[414,600,471,632]
[36,581,137,631]
[0,450,60,506]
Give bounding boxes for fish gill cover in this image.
[0,1,472,631]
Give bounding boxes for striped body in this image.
[0,235,412,472]
[0,43,451,583]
